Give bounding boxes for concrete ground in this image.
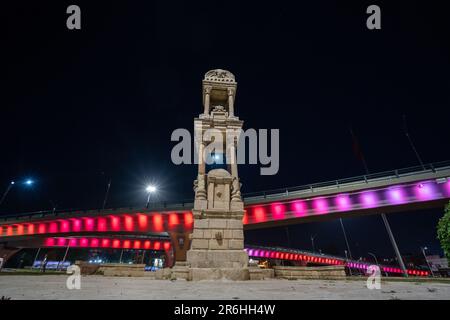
[1,275,450,299]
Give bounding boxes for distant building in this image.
[426,255,448,271]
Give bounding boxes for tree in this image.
[437,201,450,259]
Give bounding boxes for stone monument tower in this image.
[185,69,249,280]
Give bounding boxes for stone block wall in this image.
[98,263,146,277]
[187,218,248,269]
[273,265,346,280]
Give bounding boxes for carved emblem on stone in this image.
[204,69,236,83]
[212,105,225,112]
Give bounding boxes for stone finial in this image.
[204,69,236,83]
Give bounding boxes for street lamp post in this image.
[0,181,15,207]
[146,185,157,208]
[119,249,124,264]
[32,248,41,269]
[368,252,379,267]
[344,250,353,276]
[310,234,316,253]
[0,179,34,207]
[421,246,434,277]
[339,218,353,260]
[56,245,71,271]
[367,251,386,276]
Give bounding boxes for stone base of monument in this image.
[190,267,249,281]
[273,265,347,280]
[180,215,251,281]
[248,265,275,280]
[99,263,147,277]
[170,261,190,280]
[169,265,276,281]
[75,262,149,277]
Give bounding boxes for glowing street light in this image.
[0,178,35,207]
[146,184,157,208]
[421,246,434,277]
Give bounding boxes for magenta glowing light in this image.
[253,207,266,223]
[361,191,378,208]
[335,194,351,210]
[291,201,306,217]
[72,219,82,232]
[60,220,70,233]
[272,203,285,220]
[80,238,89,247]
[57,238,66,246]
[90,238,99,248]
[49,222,58,233]
[415,182,436,200]
[45,238,55,246]
[313,198,328,214]
[84,218,95,231]
[387,187,406,204]
[446,180,450,196]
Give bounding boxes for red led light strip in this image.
[246,248,429,277]
[0,211,193,237]
[43,237,171,251]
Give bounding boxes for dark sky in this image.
[4,1,450,259]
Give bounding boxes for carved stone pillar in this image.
[203,86,211,116]
[195,142,207,200]
[228,138,241,202]
[227,88,235,117]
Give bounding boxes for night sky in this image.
[4,1,450,259]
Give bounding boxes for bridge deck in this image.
[0,161,449,233]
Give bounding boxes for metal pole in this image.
[50,200,57,214]
[0,183,13,207]
[119,249,124,264]
[102,179,112,210]
[344,250,353,276]
[60,245,70,270]
[381,213,408,277]
[146,193,151,208]
[368,252,385,277]
[311,235,316,253]
[348,128,409,277]
[421,247,434,277]
[339,218,353,260]
[285,227,291,248]
[32,248,41,269]
[403,115,426,170]
[368,252,379,267]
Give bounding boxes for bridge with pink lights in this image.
[245,246,430,277]
[1,161,449,274]
[243,161,450,229]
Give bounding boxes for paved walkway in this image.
[1,275,450,299]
